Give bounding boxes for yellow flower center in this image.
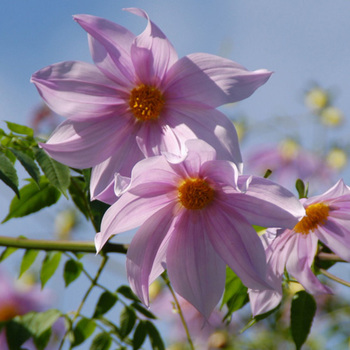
[129,84,165,121]
[0,302,19,322]
[178,178,215,210]
[294,202,330,235]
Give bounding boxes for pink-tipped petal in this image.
[164,53,272,107]
[166,211,226,319]
[125,8,178,84]
[31,61,127,120]
[74,14,135,86]
[126,204,175,305]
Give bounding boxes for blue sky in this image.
[1,1,350,347]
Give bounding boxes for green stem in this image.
[59,255,109,350]
[162,273,195,350]
[0,235,127,254]
[317,252,345,262]
[319,268,350,288]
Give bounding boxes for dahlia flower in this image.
[95,140,304,318]
[249,179,350,316]
[31,8,272,203]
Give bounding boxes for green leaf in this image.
[117,285,140,302]
[5,121,34,137]
[10,148,41,186]
[295,179,309,199]
[34,148,70,197]
[0,152,19,197]
[2,177,61,223]
[131,302,156,319]
[93,291,118,318]
[90,332,112,350]
[34,327,52,350]
[68,177,90,219]
[0,247,18,262]
[133,321,148,350]
[221,267,249,321]
[119,306,137,339]
[144,321,165,350]
[40,251,62,288]
[63,259,83,287]
[19,309,61,337]
[19,249,40,278]
[89,200,110,231]
[72,317,96,347]
[5,320,32,350]
[291,291,317,350]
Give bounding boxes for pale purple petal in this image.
[249,288,282,317]
[307,179,350,205]
[164,104,243,172]
[40,116,133,169]
[126,204,175,305]
[31,61,127,120]
[328,195,350,219]
[316,218,350,262]
[286,233,332,294]
[164,53,272,107]
[74,14,135,86]
[204,206,271,290]
[125,8,178,84]
[166,211,226,318]
[230,176,305,228]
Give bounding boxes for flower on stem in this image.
[95,140,304,318]
[249,179,350,316]
[31,8,272,204]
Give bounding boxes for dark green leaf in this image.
[2,177,61,223]
[10,148,41,186]
[0,247,18,262]
[263,169,272,178]
[221,267,249,321]
[19,249,40,278]
[5,121,34,137]
[133,321,147,350]
[131,302,156,319]
[34,148,70,197]
[90,332,112,350]
[240,305,280,333]
[117,285,140,302]
[93,291,118,318]
[0,153,19,197]
[63,259,83,287]
[72,317,96,347]
[144,321,165,350]
[291,291,317,350]
[5,320,31,350]
[40,252,62,288]
[119,306,137,339]
[89,200,110,231]
[295,179,309,199]
[68,177,90,219]
[34,327,52,350]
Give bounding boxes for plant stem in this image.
[0,235,127,254]
[317,252,345,262]
[162,273,195,350]
[58,255,109,350]
[319,268,350,288]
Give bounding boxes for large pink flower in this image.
[95,140,304,318]
[31,8,272,204]
[249,179,350,316]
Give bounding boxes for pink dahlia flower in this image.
[95,140,304,318]
[31,8,272,204]
[249,179,350,316]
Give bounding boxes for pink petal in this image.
[40,116,133,169]
[126,204,175,305]
[164,53,272,107]
[166,210,226,319]
[31,61,127,120]
[74,14,135,86]
[286,233,332,294]
[307,179,350,205]
[205,205,271,290]
[249,288,282,317]
[164,104,243,172]
[125,8,178,84]
[232,176,305,228]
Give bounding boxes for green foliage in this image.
[291,291,317,350]
[5,320,31,350]
[0,246,18,262]
[144,320,165,350]
[296,178,309,199]
[5,121,34,137]
[2,176,61,223]
[0,152,19,197]
[40,251,62,288]
[119,306,137,339]
[93,291,118,318]
[72,317,97,347]
[117,285,140,302]
[63,259,83,287]
[19,249,40,278]
[133,321,148,350]
[90,332,112,350]
[68,176,91,219]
